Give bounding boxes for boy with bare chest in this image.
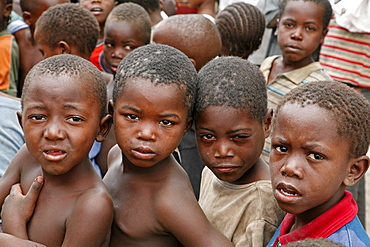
[103,44,233,247]
[0,54,113,247]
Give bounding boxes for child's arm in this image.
[157,187,234,247]
[0,233,46,247]
[0,144,28,215]
[1,177,44,240]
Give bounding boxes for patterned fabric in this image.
[320,18,370,88]
[199,167,285,247]
[267,191,370,247]
[260,56,332,163]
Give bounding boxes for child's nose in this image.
[137,124,156,142]
[44,121,66,141]
[280,156,303,179]
[214,142,234,158]
[112,48,127,59]
[290,28,303,41]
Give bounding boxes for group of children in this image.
[0,0,369,246]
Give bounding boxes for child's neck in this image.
[122,154,178,179]
[280,55,315,72]
[227,158,270,185]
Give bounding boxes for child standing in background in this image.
[195,56,284,247]
[103,44,233,247]
[261,0,333,162]
[268,81,370,246]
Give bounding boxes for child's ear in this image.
[184,117,193,136]
[343,155,369,187]
[57,41,71,55]
[320,28,329,44]
[17,111,23,130]
[263,108,273,138]
[108,100,114,116]
[4,3,12,18]
[22,11,32,26]
[96,114,113,142]
[189,58,197,70]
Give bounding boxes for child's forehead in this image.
[282,0,324,18]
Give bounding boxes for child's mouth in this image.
[43,150,67,162]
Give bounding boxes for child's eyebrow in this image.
[197,126,215,132]
[227,128,252,134]
[120,105,141,113]
[302,143,329,153]
[159,113,180,119]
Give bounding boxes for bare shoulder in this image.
[155,163,233,247]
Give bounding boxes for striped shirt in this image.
[320,18,370,88]
[260,55,332,163]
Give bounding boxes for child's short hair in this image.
[106,3,151,44]
[275,81,370,158]
[195,56,267,121]
[22,54,107,119]
[278,0,332,30]
[113,44,197,116]
[117,0,159,13]
[36,3,99,58]
[216,2,265,59]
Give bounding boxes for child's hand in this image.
[1,176,44,239]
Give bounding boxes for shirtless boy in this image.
[103,44,233,246]
[0,54,113,247]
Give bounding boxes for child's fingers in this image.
[25,176,44,202]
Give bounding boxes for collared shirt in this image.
[267,191,370,247]
[260,55,333,111]
[260,55,332,163]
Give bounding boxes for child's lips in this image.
[132,147,156,160]
[276,182,302,200]
[90,7,103,15]
[43,149,67,162]
[213,165,240,173]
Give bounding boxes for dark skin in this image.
[0,75,114,247]
[195,106,273,185]
[103,78,233,246]
[270,103,369,231]
[267,0,328,84]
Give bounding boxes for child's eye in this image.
[283,22,294,28]
[126,114,139,120]
[66,116,84,122]
[201,134,215,141]
[231,135,249,141]
[305,26,316,31]
[308,152,324,160]
[124,45,134,51]
[160,120,174,126]
[105,42,113,48]
[275,145,288,153]
[29,115,46,121]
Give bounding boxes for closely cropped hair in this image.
[275,81,370,158]
[36,3,99,58]
[117,0,159,12]
[195,56,267,121]
[22,54,107,119]
[154,14,221,71]
[216,2,265,59]
[106,3,151,44]
[279,0,332,30]
[113,44,197,116]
